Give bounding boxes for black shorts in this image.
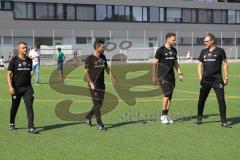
[159,80,175,99]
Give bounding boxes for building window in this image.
[213,10,227,23]
[36,3,56,19]
[182,8,197,23]
[35,37,53,46]
[76,5,95,20]
[227,0,240,2]
[160,8,164,21]
[167,8,182,22]
[198,9,212,23]
[107,5,113,21]
[14,2,27,19]
[149,7,159,22]
[3,36,12,44]
[143,7,148,21]
[27,3,34,19]
[2,1,12,10]
[179,37,198,45]
[236,38,240,45]
[114,5,125,21]
[148,37,158,47]
[66,4,75,20]
[56,4,64,20]
[125,6,131,21]
[14,2,34,19]
[222,38,234,45]
[228,10,236,23]
[237,10,240,23]
[96,5,107,21]
[132,6,143,21]
[76,37,92,44]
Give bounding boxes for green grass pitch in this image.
[0,63,239,160]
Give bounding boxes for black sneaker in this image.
[85,119,92,127]
[221,122,231,128]
[98,125,107,131]
[195,116,202,125]
[9,124,16,130]
[28,128,39,134]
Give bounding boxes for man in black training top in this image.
[153,32,184,124]
[7,42,38,133]
[84,40,117,131]
[196,33,230,128]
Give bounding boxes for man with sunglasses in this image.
[196,33,230,128]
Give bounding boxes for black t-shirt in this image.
[155,46,177,82]
[198,47,226,82]
[8,56,32,86]
[85,54,108,89]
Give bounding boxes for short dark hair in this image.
[1,56,3,58]
[18,41,27,46]
[166,32,176,40]
[205,33,216,44]
[93,39,105,49]
[57,48,61,52]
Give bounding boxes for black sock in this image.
[162,109,169,116]
[96,118,103,126]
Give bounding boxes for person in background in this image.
[0,56,5,71]
[29,44,41,84]
[55,47,65,78]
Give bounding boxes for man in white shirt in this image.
[0,56,5,71]
[29,45,40,84]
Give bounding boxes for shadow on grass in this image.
[228,117,240,126]
[38,122,84,132]
[106,120,148,130]
[174,114,219,123]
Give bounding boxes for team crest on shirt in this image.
[95,61,98,65]
[23,62,27,66]
[169,51,173,55]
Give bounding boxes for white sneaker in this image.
[161,115,169,124]
[167,116,174,124]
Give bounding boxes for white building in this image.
[0,0,240,62]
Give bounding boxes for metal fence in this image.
[0,29,239,65]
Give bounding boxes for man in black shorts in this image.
[84,40,117,131]
[196,33,230,128]
[153,32,184,124]
[7,42,38,133]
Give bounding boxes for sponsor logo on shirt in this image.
[17,62,31,71]
[203,59,216,62]
[203,54,217,62]
[94,59,106,68]
[165,57,176,60]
